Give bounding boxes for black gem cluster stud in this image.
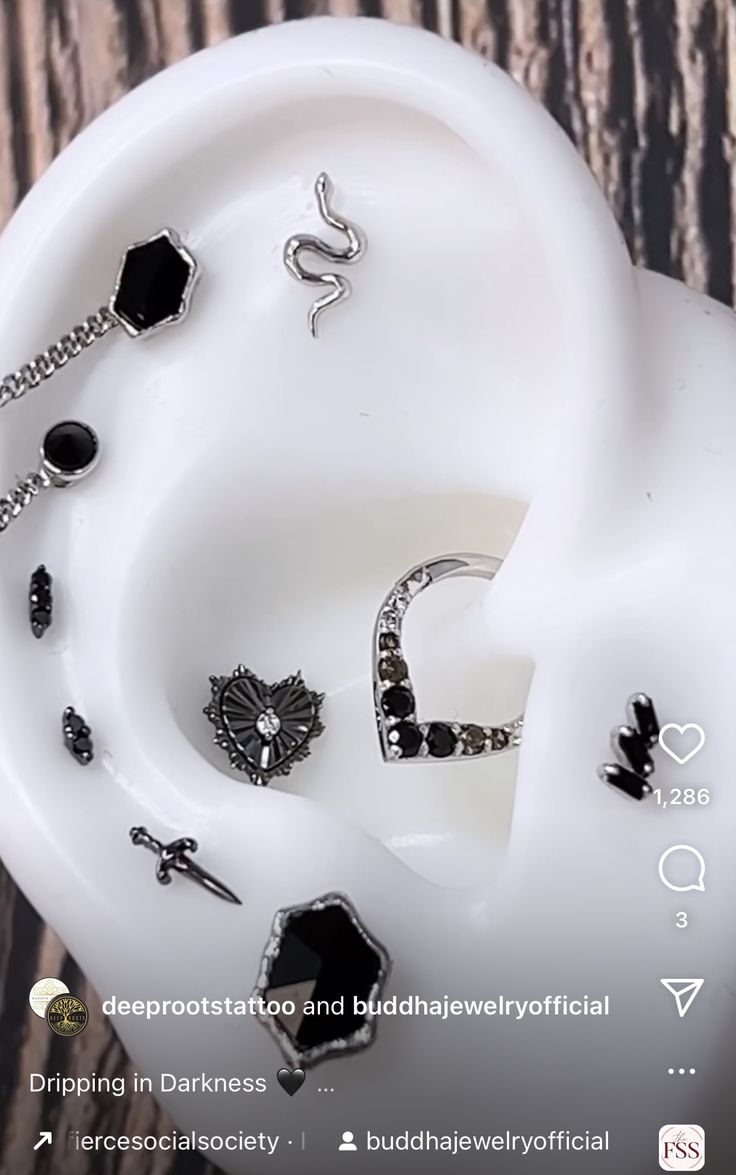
[29,565,53,638]
[0,229,199,415]
[110,229,198,337]
[254,892,390,1067]
[205,665,325,787]
[62,707,94,766]
[598,693,660,801]
[373,555,523,762]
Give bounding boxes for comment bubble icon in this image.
[658,845,706,893]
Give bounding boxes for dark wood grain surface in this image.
[0,2,732,1172]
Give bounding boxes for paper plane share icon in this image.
[661,978,704,1018]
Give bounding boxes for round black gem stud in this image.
[426,722,457,758]
[111,231,195,336]
[378,633,400,652]
[381,685,415,721]
[391,722,423,759]
[42,421,98,475]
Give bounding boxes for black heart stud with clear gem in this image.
[373,555,524,763]
[0,420,100,536]
[204,665,325,787]
[0,228,199,413]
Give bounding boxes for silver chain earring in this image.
[0,421,99,534]
[0,228,198,412]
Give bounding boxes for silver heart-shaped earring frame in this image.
[373,554,524,762]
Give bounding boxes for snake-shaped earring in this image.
[283,173,366,337]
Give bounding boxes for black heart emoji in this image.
[277,1067,305,1096]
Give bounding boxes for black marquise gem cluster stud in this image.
[62,707,94,766]
[598,693,660,800]
[29,565,53,639]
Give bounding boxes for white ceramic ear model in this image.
[0,18,732,1173]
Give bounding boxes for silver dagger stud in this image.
[129,826,242,906]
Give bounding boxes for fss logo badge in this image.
[659,1125,705,1171]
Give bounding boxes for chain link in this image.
[0,307,118,409]
[0,469,52,532]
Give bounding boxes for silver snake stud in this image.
[283,173,366,337]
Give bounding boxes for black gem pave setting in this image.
[109,229,198,338]
[29,564,53,639]
[204,664,325,787]
[598,692,660,801]
[373,560,520,763]
[62,706,94,766]
[253,892,391,1068]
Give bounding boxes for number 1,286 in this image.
[652,788,710,808]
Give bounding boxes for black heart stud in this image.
[277,1067,306,1096]
[204,665,325,786]
[373,555,524,762]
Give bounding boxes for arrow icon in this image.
[661,978,705,1018]
[33,1132,52,1150]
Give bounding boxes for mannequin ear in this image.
[0,19,652,1153]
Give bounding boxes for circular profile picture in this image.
[46,994,89,1037]
[28,977,69,1019]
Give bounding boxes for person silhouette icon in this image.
[338,1131,358,1152]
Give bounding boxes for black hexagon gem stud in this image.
[109,228,199,338]
[29,564,53,638]
[1,230,199,417]
[62,707,94,766]
[253,893,391,1068]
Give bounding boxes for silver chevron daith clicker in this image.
[373,554,524,763]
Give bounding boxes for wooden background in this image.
[0,1,733,1172]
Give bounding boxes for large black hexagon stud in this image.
[109,228,198,338]
[253,892,391,1068]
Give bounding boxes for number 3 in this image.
[676,911,688,929]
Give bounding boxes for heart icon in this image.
[277,1067,305,1096]
[658,723,706,765]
